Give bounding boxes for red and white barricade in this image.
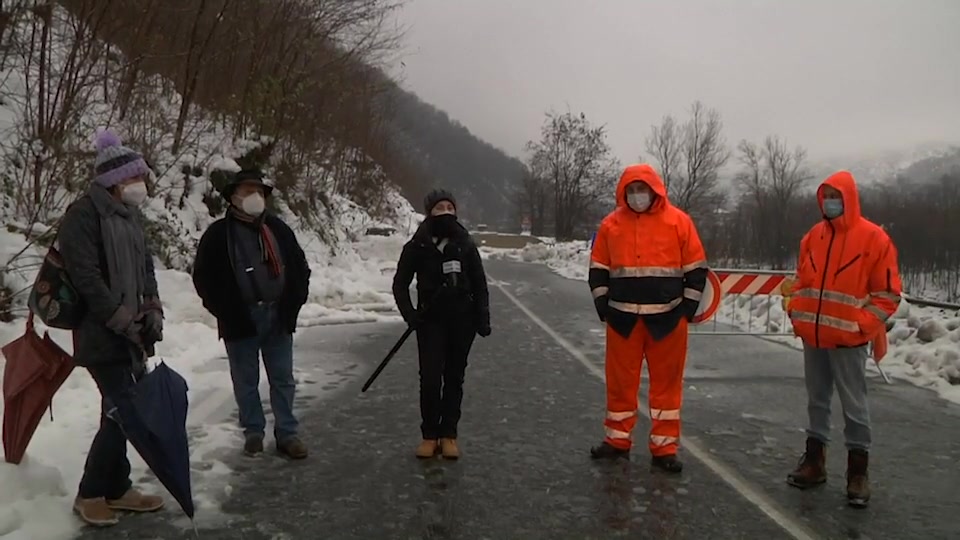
[692,268,796,337]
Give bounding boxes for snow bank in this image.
[483,240,591,281]
[499,241,960,405]
[0,225,409,539]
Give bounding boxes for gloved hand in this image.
[594,296,609,323]
[138,311,163,344]
[124,320,145,347]
[475,307,491,337]
[140,296,164,344]
[681,298,700,322]
[478,322,492,338]
[402,310,424,329]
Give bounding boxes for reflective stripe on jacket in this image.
[787,170,902,348]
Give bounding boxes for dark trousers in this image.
[78,363,135,499]
[416,319,476,439]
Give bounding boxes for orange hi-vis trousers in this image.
[603,318,688,456]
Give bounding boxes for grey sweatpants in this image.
[803,343,871,451]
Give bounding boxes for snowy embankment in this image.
[0,6,419,536]
[484,241,960,406]
[0,221,411,539]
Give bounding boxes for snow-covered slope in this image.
[0,6,421,539]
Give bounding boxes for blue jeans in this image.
[224,303,298,442]
[803,344,871,450]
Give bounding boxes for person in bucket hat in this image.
[192,168,311,459]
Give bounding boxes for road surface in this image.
[78,258,960,539]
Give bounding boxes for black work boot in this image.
[651,454,683,474]
[846,449,871,508]
[786,437,827,489]
[590,441,630,460]
[243,433,264,457]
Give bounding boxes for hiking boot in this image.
[787,437,827,489]
[651,454,683,474]
[440,438,460,460]
[416,439,440,459]
[277,436,308,460]
[73,497,119,527]
[589,441,630,460]
[243,433,264,457]
[846,449,871,508]
[106,488,164,512]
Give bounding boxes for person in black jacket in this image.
[192,169,311,459]
[392,189,491,460]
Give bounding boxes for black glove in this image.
[402,310,424,329]
[478,322,491,338]
[594,296,609,322]
[681,298,700,322]
[475,307,491,337]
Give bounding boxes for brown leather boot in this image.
[73,497,119,527]
[440,438,460,460]
[277,436,308,460]
[846,449,871,508]
[106,488,165,512]
[786,437,827,489]
[415,439,440,459]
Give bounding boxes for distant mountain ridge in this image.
[810,142,960,185]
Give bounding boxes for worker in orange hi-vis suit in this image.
[785,170,902,509]
[587,163,707,473]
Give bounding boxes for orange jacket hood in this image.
[616,163,668,212]
[817,170,862,229]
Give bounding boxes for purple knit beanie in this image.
[93,129,150,188]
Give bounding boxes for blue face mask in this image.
[822,198,844,219]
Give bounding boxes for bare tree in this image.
[644,114,681,193]
[732,136,813,268]
[526,111,617,240]
[516,167,551,236]
[644,101,729,221]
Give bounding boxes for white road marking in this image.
[491,277,820,540]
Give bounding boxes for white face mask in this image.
[627,192,651,212]
[241,193,265,216]
[120,182,148,206]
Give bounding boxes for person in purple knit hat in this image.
[57,129,166,527]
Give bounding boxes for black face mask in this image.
[429,213,459,238]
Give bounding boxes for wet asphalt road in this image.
[77,259,960,540]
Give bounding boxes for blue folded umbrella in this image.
[108,361,195,520]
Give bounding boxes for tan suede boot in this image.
[415,439,440,459]
[105,488,164,512]
[440,438,460,460]
[73,497,119,527]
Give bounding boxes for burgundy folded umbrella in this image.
[2,313,75,464]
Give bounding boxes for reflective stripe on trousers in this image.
[603,318,688,456]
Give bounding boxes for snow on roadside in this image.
[0,224,409,539]
[492,240,960,406]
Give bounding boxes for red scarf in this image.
[229,207,282,277]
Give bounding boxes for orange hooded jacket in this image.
[788,171,902,349]
[589,164,707,340]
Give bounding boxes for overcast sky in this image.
[392,0,960,165]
